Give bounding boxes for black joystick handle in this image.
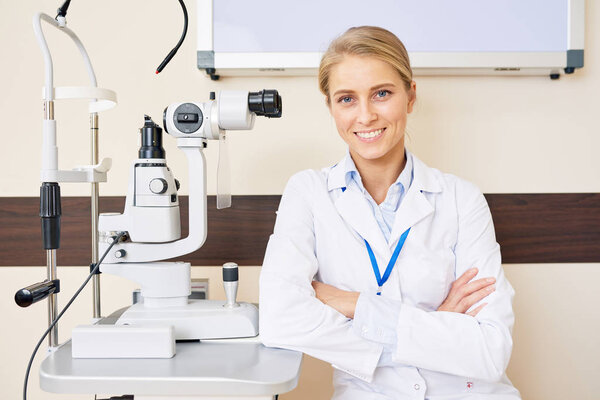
[15,279,60,308]
[223,262,239,308]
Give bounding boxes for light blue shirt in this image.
[343,150,414,243]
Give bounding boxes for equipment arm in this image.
[99,139,207,263]
[33,12,97,100]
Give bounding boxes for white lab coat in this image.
[259,152,521,399]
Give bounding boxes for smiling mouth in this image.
[355,127,385,139]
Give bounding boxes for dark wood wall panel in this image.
[486,193,600,263]
[0,196,280,267]
[0,194,598,266]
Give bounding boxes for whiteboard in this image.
[197,0,584,79]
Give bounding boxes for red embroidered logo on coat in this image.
[467,382,473,389]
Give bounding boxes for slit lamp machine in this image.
[14,3,282,363]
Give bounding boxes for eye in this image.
[375,89,391,99]
[338,96,353,104]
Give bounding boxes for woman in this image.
[259,26,520,399]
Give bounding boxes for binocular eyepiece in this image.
[139,115,165,159]
[248,90,282,118]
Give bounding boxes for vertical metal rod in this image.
[44,100,58,347]
[44,100,53,120]
[91,112,101,318]
[46,249,58,347]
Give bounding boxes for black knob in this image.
[223,262,239,282]
[40,182,62,250]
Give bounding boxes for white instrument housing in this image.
[163,91,256,139]
[99,158,180,243]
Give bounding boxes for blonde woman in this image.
[260,26,520,399]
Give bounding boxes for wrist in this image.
[346,291,360,319]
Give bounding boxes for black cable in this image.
[22,232,126,400]
[55,0,72,19]
[156,0,188,74]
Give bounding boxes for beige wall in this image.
[1,0,599,399]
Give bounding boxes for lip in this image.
[354,127,386,143]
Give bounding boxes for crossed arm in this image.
[312,266,496,319]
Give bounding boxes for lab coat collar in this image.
[329,151,389,259]
[389,154,442,245]
[327,151,353,192]
[334,182,391,262]
[329,149,443,255]
[411,155,442,194]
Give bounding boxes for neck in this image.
[351,143,406,205]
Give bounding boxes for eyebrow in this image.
[332,83,396,98]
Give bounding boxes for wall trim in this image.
[1,194,598,266]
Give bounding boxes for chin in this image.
[351,146,389,162]
[351,140,405,163]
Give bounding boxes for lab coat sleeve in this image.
[353,292,401,346]
[352,293,402,367]
[387,181,515,382]
[259,171,384,383]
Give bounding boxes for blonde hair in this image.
[318,26,413,103]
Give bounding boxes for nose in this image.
[357,101,377,125]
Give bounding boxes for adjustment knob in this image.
[223,262,239,308]
[149,178,168,194]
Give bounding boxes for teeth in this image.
[355,128,384,139]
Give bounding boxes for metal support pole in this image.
[46,249,58,347]
[44,100,54,120]
[44,100,59,347]
[91,112,101,318]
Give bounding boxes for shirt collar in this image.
[327,148,441,194]
[328,149,412,192]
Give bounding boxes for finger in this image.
[458,285,495,313]
[466,303,488,317]
[450,268,479,294]
[445,268,479,306]
[458,277,496,298]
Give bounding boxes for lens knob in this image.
[149,178,168,194]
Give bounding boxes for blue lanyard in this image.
[364,227,410,295]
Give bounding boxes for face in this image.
[328,55,416,165]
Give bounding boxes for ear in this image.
[407,81,417,113]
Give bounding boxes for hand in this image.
[437,268,495,317]
[312,281,360,319]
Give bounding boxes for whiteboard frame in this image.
[197,0,584,79]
